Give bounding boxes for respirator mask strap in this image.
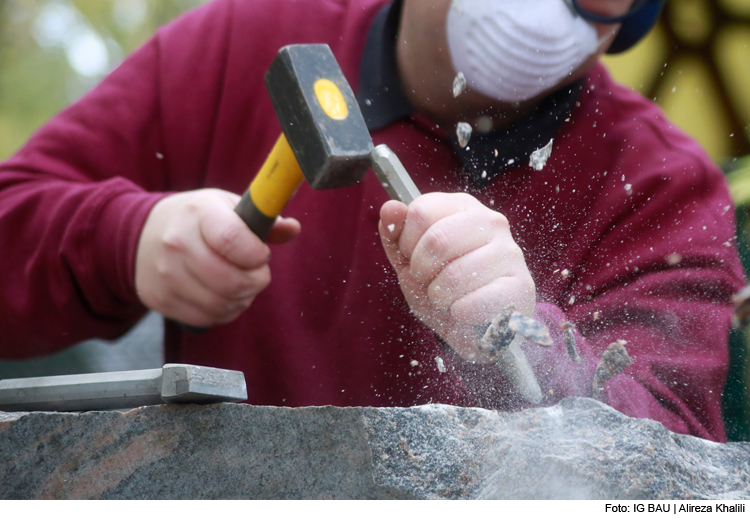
[566,0,650,24]
[565,0,664,53]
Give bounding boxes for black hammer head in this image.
[265,44,374,190]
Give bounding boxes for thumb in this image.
[267,216,301,244]
[379,200,434,326]
[378,200,409,274]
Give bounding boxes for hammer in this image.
[233,44,418,240]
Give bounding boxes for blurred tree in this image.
[604,0,750,163]
[0,0,207,160]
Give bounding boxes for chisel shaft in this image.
[370,144,421,204]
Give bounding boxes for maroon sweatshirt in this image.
[0,0,744,441]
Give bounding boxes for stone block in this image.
[1,397,748,499]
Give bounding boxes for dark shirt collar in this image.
[357,0,412,130]
[450,82,583,188]
[357,0,583,188]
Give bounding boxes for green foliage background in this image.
[0,0,207,160]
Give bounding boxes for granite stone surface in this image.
[1,397,748,499]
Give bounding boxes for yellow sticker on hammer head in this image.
[314,78,348,120]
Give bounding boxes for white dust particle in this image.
[507,158,515,165]
[387,223,396,233]
[667,253,682,265]
[568,295,576,305]
[593,311,600,321]
[476,115,493,133]
[481,170,487,179]
[529,139,554,171]
[156,152,164,159]
[456,122,472,148]
[435,356,447,373]
[453,72,467,98]
[561,269,570,279]
[625,183,633,195]
[410,359,419,367]
[494,149,499,158]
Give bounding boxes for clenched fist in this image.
[135,189,300,327]
[379,192,536,362]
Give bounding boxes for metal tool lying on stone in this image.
[0,363,247,412]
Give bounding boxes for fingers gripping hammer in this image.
[182,44,417,332]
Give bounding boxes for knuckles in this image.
[212,221,244,254]
[413,223,454,274]
[160,226,189,253]
[221,267,271,299]
[487,210,509,230]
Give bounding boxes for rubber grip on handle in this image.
[234,190,276,241]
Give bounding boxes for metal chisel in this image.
[0,363,247,412]
[370,144,421,204]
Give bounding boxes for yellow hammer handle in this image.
[235,134,304,240]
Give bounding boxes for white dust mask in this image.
[446,0,602,102]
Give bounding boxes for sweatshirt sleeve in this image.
[0,1,236,358]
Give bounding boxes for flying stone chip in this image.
[593,340,633,396]
[529,138,554,171]
[478,304,516,361]
[508,312,553,346]
[435,356,447,373]
[456,122,472,148]
[477,303,543,405]
[453,72,467,98]
[561,322,581,363]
